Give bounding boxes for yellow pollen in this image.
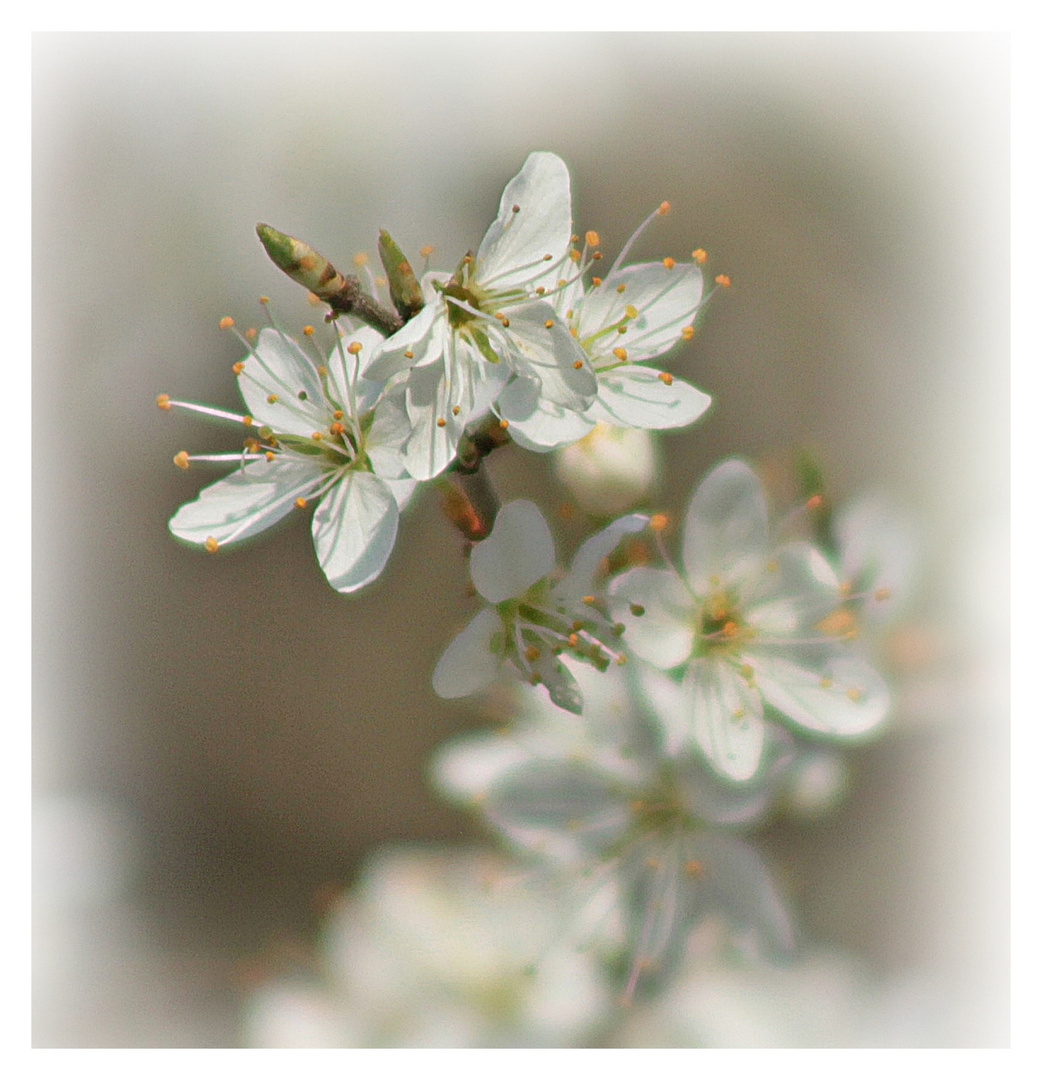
[436,417,447,428]
[156,393,171,411]
[265,451,275,462]
[657,201,671,215]
[582,595,597,605]
[585,230,600,246]
[805,494,824,510]
[420,245,435,258]
[682,326,695,340]
[347,341,363,355]
[624,305,639,320]
[692,249,707,264]
[499,419,510,429]
[820,677,834,689]
[573,360,584,369]
[846,687,864,702]
[452,405,461,415]
[570,327,579,338]
[616,283,627,294]
[329,423,345,437]
[245,438,260,453]
[266,394,278,404]
[663,257,676,269]
[875,587,892,601]
[658,372,674,385]
[259,296,270,305]
[404,350,414,360]
[566,309,574,319]
[592,277,602,287]
[569,249,581,262]
[242,415,253,426]
[173,451,190,470]
[524,645,541,662]
[722,621,739,637]
[715,274,732,288]
[650,513,669,532]
[545,319,555,329]
[302,325,315,336]
[295,497,307,510]
[312,431,324,441]
[685,860,705,877]
[353,252,368,267]
[817,608,856,636]
[568,633,580,647]
[204,537,219,554]
[333,410,344,420]
[543,253,553,261]
[245,328,258,341]
[219,316,235,330]
[232,362,246,375]
[613,347,628,362]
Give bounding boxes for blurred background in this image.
[33,32,1009,1046]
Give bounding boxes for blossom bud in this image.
[554,424,659,516]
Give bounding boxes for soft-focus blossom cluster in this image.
[158,149,917,1046]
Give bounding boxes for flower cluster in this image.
[160,151,714,592]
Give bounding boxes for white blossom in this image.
[164,322,413,594]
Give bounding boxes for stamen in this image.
[573,360,584,369]
[232,362,245,375]
[347,341,363,355]
[173,451,190,470]
[682,326,694,341]
[544,319,555,329]
[662,257,676,269]
[156,394,171,411]
[420,245,435,258]
[452,405,461,415]
[657,202,670,215]
[658,372,673,385]
[295,497,308,510]
[685,860,704,877]
[204,537,220,554]
[715,274,732,288]
[692,249,707,264]
[353,252,368,267]
[616,284,627,294]
[437,417,447,428]
[846,687,864,702]
[649,514,669,532]
[585,230,600,247]
[591,277,602,287]
[219,316,235,330]
[267,394,279,404]
[613,347,628,362]
[625,305,639,320]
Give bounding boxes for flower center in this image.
[696,590,750,655]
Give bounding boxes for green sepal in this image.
[377,229,424,322]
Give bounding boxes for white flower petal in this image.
[608,567,695,669]
[311,471,399,593]
[475,152,572,291]
[683,459,770,591]
[685,658,766,782]
[591,367,711,430]
[581,262,703,363]
[401,362,469,481]
[496,376,596,451]
[559,513,650,605]
[835,494,917,622]
[362,298,445,382]
[432,607,504,699]
[169,456,325,546]
[494,301,596,410]
[327,324,386,414]
[469,499,556,604]
[750,653,891,738]
[237,328,329,436]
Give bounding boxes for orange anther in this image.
[266,394,279,404]
[682,326,695,341]
[692,249,707,264]
[436,417,447,428]
[663,257,676,269]
[245,328,258,341]
[573,360,584,369]
[650,513,669,532]
[303,325,315,336]
[353,252,368,267]
[219,316,235,330]
[347,341,363,355]
[420,245,435,258]
[173,451,190,470]
[657,201,671,215]
[715,274,732,288]
[259,296,270,305]
[591,276,602,287]
[685,860,705,877]
[613,347,628,362]
[204,537,220,554]
[658,372,674,385]
[265,451,275,461]
[805,494,824,510]
[232,362,246,375]
[295,497,307,510]
[499,419,510,429]
[545,319,555,329]
[156,393,171,411]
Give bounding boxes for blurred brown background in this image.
[33,32,1009,1046]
